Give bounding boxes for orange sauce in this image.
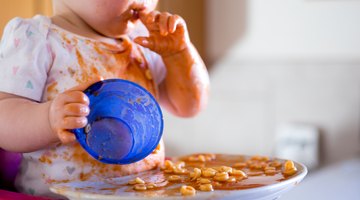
[68,154,299,197]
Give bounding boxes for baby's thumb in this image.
[134,37,154,50]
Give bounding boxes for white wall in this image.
[206,0,246,64]
[163,0,360,166]
[163,61,360,165]
[227,0,360,61]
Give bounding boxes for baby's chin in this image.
[100,21,137,39]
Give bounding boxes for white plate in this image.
[50,157,307,200]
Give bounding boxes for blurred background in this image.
[0,0,359,199]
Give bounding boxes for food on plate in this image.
[50,154,303,198]
[122,154,300,197]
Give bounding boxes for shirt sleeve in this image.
[0,17,52,102]
[129,22,167,86]
[141,46,166,86]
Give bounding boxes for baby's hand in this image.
[134,11,190,57]
[48,78,102,144]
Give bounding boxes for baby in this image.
[0,0,209,197]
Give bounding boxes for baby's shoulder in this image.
[3,15,51,40]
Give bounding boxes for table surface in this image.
[281,157,360,200]
[0,190,54,200]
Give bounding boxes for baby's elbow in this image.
[176,107,200,118]
[174,97,208,118]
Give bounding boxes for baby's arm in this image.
[0,92,56,152]
[135,12,209,117]
[0,78,100,152]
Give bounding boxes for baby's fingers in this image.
[159,12,171,36]
[61,77,103,105]
[53,110,88,144]
[62,116,88,130]
[169,15,186,34]
[62,91,90,105]
[134,36,155,50]
[140,11,157,24]
[64,103,89,117]
[57,130,76,144]
[140,11,160,31]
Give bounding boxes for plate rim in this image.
[50,155,308,200]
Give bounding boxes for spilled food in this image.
[127,154,298,196]
[50,153,301,198]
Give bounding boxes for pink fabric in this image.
[0,190,53,200]
[0,149,21,190]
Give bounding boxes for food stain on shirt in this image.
[67,67,76,77]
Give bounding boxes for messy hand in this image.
[134,11,190,57]
[48,77,102,144]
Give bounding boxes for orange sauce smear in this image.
[78,154,299,197]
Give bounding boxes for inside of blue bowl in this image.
[86,117,134,161]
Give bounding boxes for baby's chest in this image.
[43,41,155,101]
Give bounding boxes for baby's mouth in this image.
[131,9,140,20]
[128,2,147,22]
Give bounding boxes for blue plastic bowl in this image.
[72,79,163,164]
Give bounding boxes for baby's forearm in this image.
[0,94,58,152]
[160,43,210,117]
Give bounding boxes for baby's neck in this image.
[51,1,120,44]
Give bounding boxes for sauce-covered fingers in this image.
[169,15,185,34]
[146,11,159,24]
[133,36,154,50]
[62,116,88,129]
[64,103,89,117]
[62,91,89,105]
[159,12,171,36]
[57,130,76,144]
[140,11,160,31]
